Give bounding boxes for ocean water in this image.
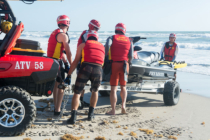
[19,31,210,76]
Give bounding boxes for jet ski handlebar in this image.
[130,36,147,44]
[140,37,147,39]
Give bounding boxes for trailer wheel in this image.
[0,86,36,136]
[99,90,110,97]
[163,81,180,106]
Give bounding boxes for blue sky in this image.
[9,0,210,31]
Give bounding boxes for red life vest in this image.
[81,40,105,65]
[109,35,131,61]
[47,29,68,59]
[164,42,177,61]
[77,30,88,47]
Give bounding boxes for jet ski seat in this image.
[137,51,160,64]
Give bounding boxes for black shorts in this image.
[74,62,102,94]
[56,59,65,83]
[76,62,81,75]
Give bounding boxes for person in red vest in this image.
[160,33,179,62]
[66,31,105,124]
[47,15,72,116]
[76,19,101,109]
[160,33,179,80]
[105,23,133,115]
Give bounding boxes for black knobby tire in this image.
[163,81,180,106]
[0,86,36,136]
[99,90,110,97]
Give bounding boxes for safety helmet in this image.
[57,15,70,27]
[1,21,13,34]
[169,33,176,38]
[115,23,126,34]
[89,19,100,30]
[87,30,99,41]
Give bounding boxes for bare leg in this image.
[106,86,117,115]
[67,93,80,124]
[90,91,98,108]
[71,93,81,110]
[120,86,127,114]
[81,90,85,98]
[80,90,90,107]
[55,88,64,112]
[53,82,58,109]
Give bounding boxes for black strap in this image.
[165,42,170,49]
[66,32,70,44]
[81,34,85,43]
[165,55,172,58]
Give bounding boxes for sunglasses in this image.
[94,27,99,31]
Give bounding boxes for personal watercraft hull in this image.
[128,64,176,82]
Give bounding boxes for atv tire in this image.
[99,90,110,97]
[0,86,36,136]
[163,81,180,106]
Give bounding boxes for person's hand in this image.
[64,62,70,73]
[64,75,71,85]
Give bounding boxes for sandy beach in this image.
[1,71,210,140]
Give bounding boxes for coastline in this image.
[176,70,210,98]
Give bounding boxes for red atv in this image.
[0,0,59,136]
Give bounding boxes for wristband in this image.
[67,74,71,78]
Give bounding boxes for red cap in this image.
[115,23,126,34]
[169,33,176,38]
[87,30,99,41]
[57,15,70,27]
[89,19,100,30]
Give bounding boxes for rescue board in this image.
[159,61,187,69]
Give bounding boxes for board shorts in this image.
[76,62,81,75]
[74,62,102,94]
[56,59,65,83]
[110,61,129,86]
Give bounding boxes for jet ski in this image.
[84,36,182,106]
[128,37,176,82]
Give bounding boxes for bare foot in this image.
[121,108,127,114]
[106,110,115,115]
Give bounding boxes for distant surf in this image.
[20,31,210,76]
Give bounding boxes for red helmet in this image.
[169,33,176,38]
[57,15,70,27]
[87,30,99,40]
[89,19,100,30]
[115,23,126,34]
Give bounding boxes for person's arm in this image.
[67,43,85,75]
[160,43,165,60]
[128,41,134,63]
[104,36,113,59]
[57,33,72,65]
[61,54,67,63]
[172,44,179,62]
